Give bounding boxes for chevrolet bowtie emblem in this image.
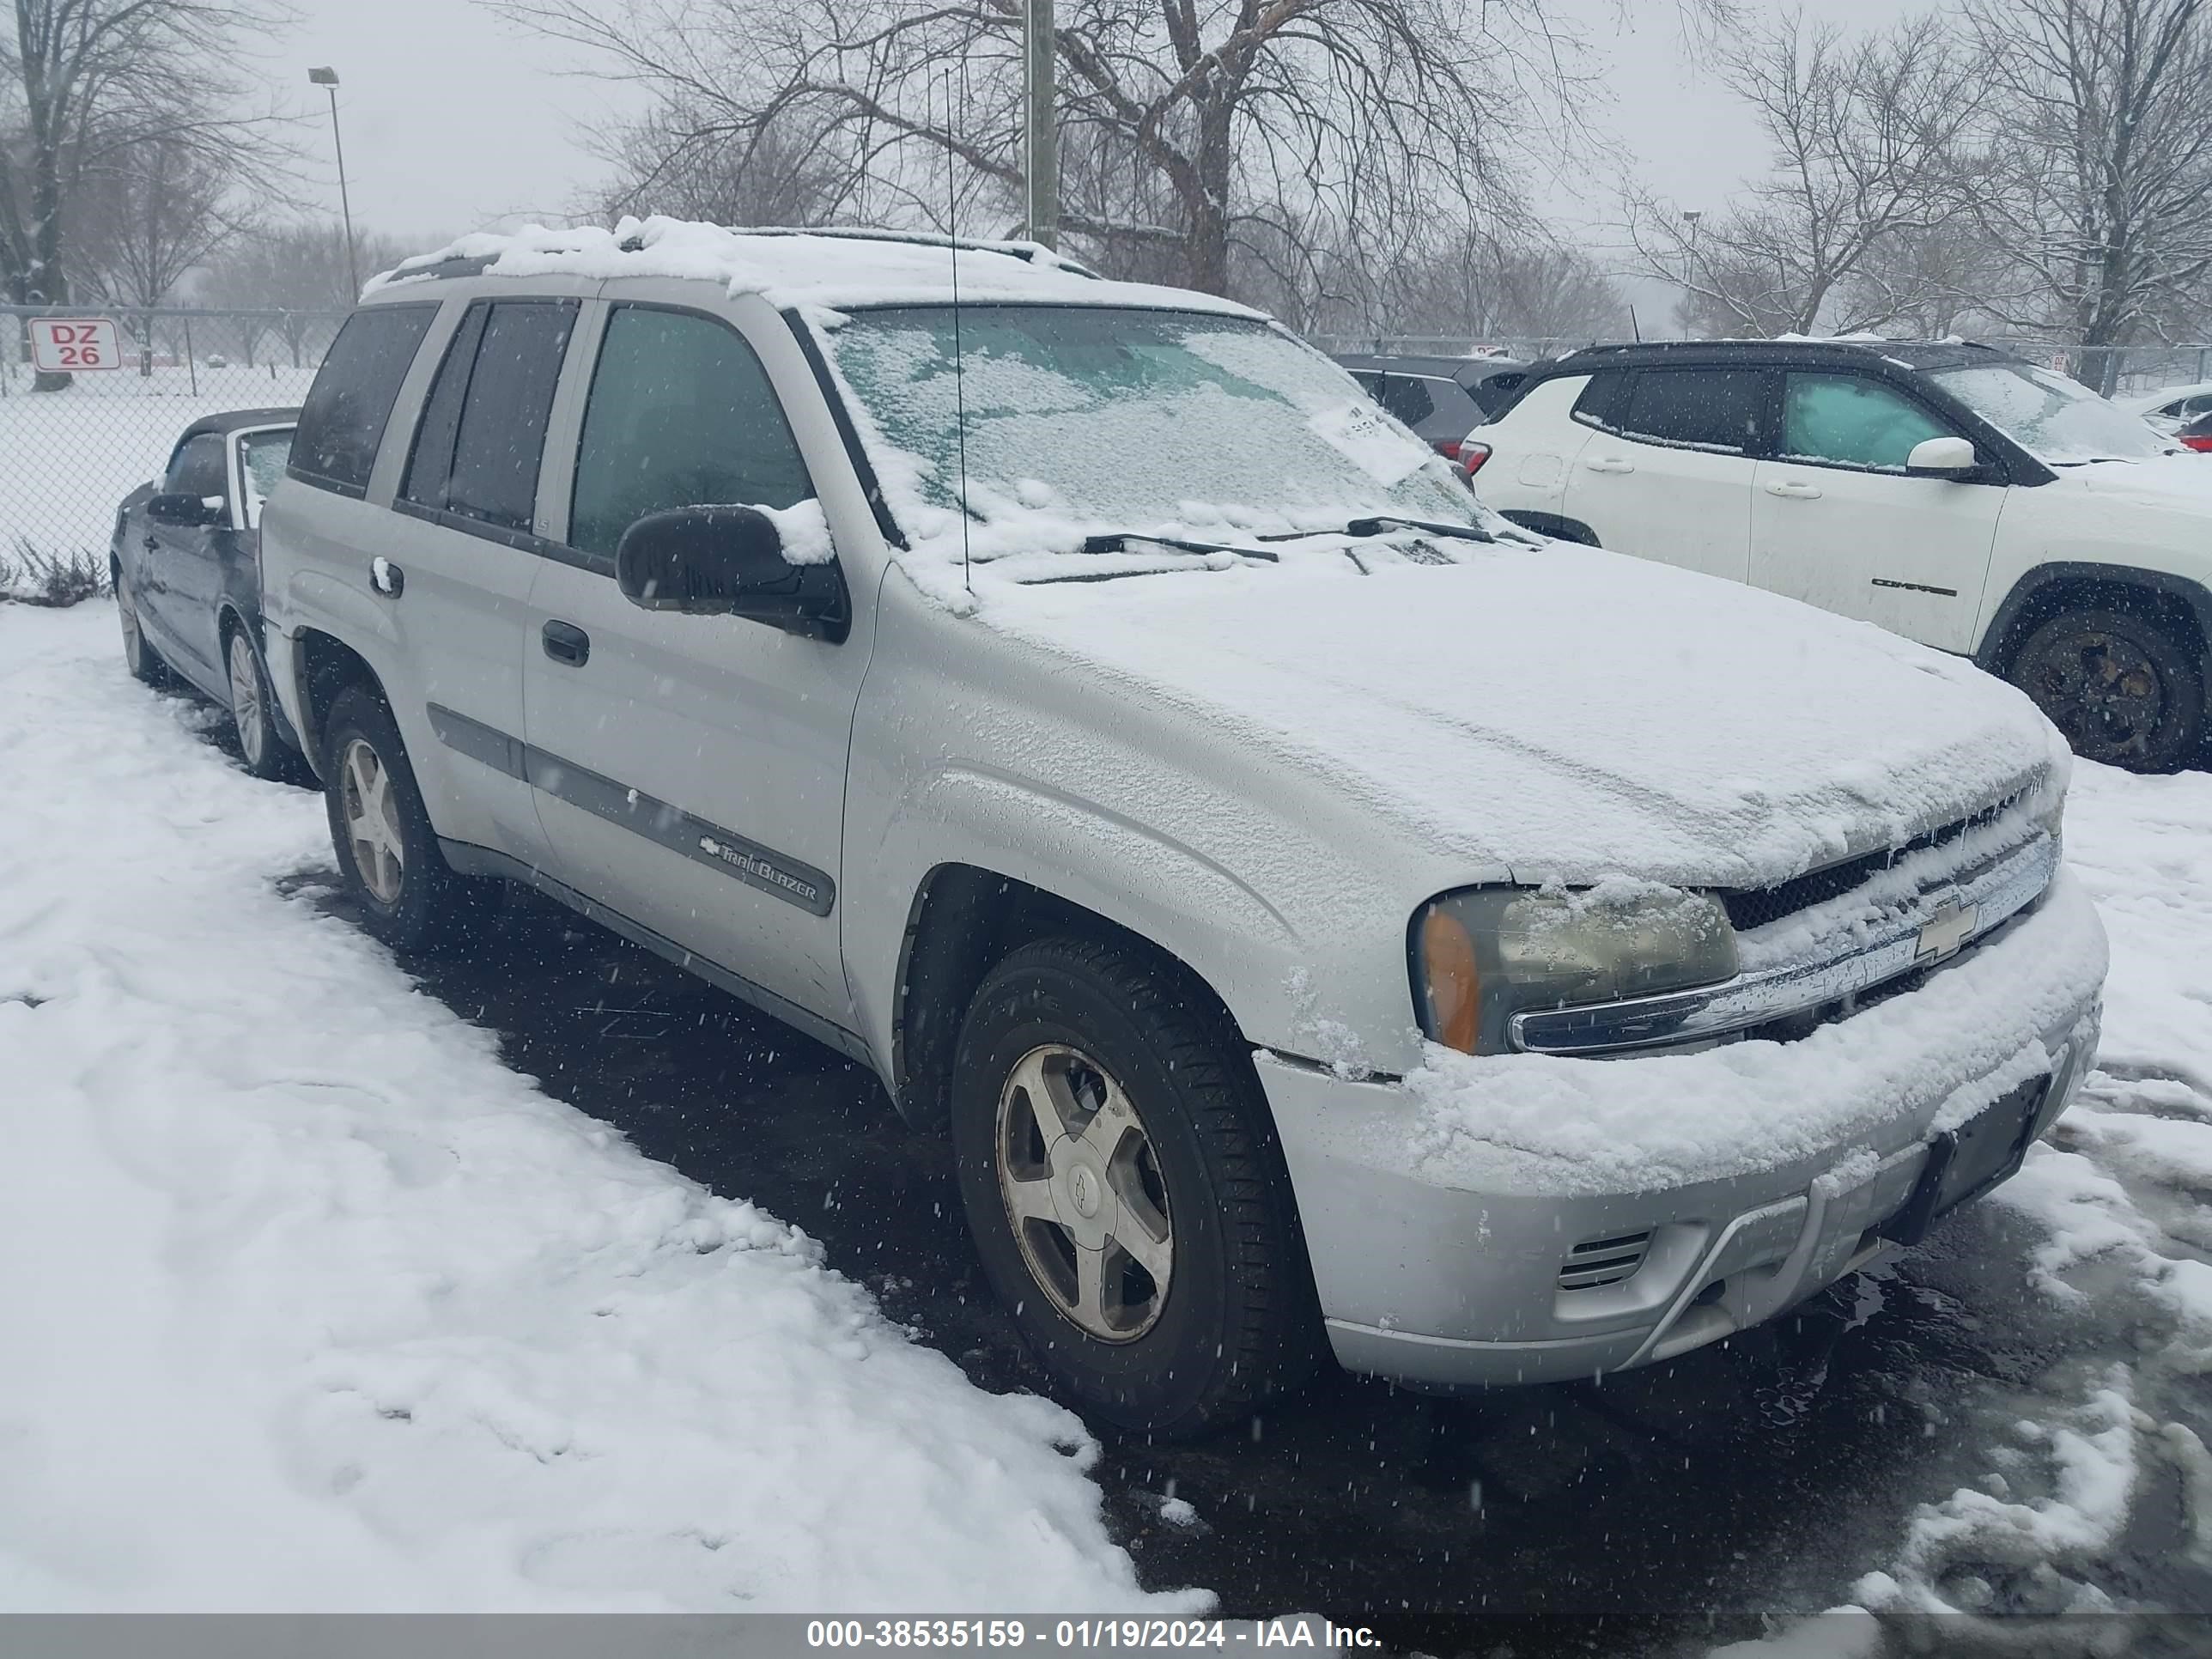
[1914,902,1978,963]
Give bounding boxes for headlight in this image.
[1412,884,1741,1054]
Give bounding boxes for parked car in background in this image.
[258,224,2105,1437]
[112,407,305,781]
[1468,340,2211,771]
[2119,380,2212,434]
[2179,412,2212,453]
[1334,352,1528,465]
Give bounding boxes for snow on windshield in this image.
[819,304,1481,598]
[1929,362,2169,464]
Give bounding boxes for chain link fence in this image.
[0,304,346,601]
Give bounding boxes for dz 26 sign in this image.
[29,316,123,372]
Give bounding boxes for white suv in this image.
[255,227,2106,1435]
[1468,341,2212,771]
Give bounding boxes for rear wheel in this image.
[950,935,1321,1437]
[322,684,494,953]
[225,624,302,783]
[116,572,168,687]
[2010,607,2204,772]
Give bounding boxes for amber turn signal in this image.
[1420,906,1481,1054]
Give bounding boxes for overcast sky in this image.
[286,0,1924,256]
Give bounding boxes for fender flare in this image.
[1974,562,2212,675]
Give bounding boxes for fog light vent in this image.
[1558,1231,1653,1291]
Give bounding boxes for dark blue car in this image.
[112,407,305,780]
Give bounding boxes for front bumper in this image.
[1257,872,2107,1389]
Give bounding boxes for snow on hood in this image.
[989,541,2063,889]
[2051,450,2212,508]
[365,217,1263,319]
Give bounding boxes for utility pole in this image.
[1023,0,1058,249]
[308,67,362,300]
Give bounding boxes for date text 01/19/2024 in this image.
[804,1620,1382,1650]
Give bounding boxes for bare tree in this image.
[199,219,410,362]
[1958,0,2212,392]
[1374,229,1626,340]
[583,104,848,227]
[491,0,1594,301]
[0,0,293,386]
[73,130,254,308]
[1625,10,1984,337]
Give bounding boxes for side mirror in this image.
[147,491,226,526]
[1905,435,1981,479]
[615,504,849,643]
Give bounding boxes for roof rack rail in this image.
[390,225,1105,285]
[721,224,1102,276]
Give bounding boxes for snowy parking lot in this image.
[3,597,2211,1649]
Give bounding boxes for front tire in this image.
[951,935,1320,1437]
[321,683,493,954]
[2010,607,2204,772]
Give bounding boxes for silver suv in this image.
[260,222,2108,1437]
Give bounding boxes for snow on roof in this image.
[365,215,1266,319]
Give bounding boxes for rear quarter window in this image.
[290,306,437,496]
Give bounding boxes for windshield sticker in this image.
[1309,401,1426,486]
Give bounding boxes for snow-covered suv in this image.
[1468,340,2212,771]
[258,223,2106,1437]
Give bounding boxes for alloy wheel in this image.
[339,737,405,905]
[996,1042,1175,1341]
[228,633,266,768]
[118,581,141,664]
[2026,627,2166,763]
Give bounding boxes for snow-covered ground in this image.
[0,603,1199,1613]
[3,596,2209,1635]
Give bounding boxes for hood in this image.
[2050,452,2212,510]
[990,542,2061,890]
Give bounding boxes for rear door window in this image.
[290,306,436,495]
[1571,369,1631,430]
[405,300,578,533]
[1619,369,1768,453]
[568,306,814,559]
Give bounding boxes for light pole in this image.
[308,67,361,301]
[1680,209,1702,336]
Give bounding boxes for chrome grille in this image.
[1558,1231,1652,1291]
[1721,788,2029,933]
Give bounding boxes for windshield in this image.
[236,428,294,527]
[823,305,1477,540]
[1927,361,2169,463]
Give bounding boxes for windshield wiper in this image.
[1343,514,1494,542]
[1080,532,1280,562]
[1255,514,1494,544]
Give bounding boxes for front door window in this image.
[1783,374,1954,471]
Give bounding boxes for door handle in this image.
[1583,456,1636,475]
[369,556,404,598]
[143,536,159,552]
[542,619,591,667]
[1764,480,1823,500]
